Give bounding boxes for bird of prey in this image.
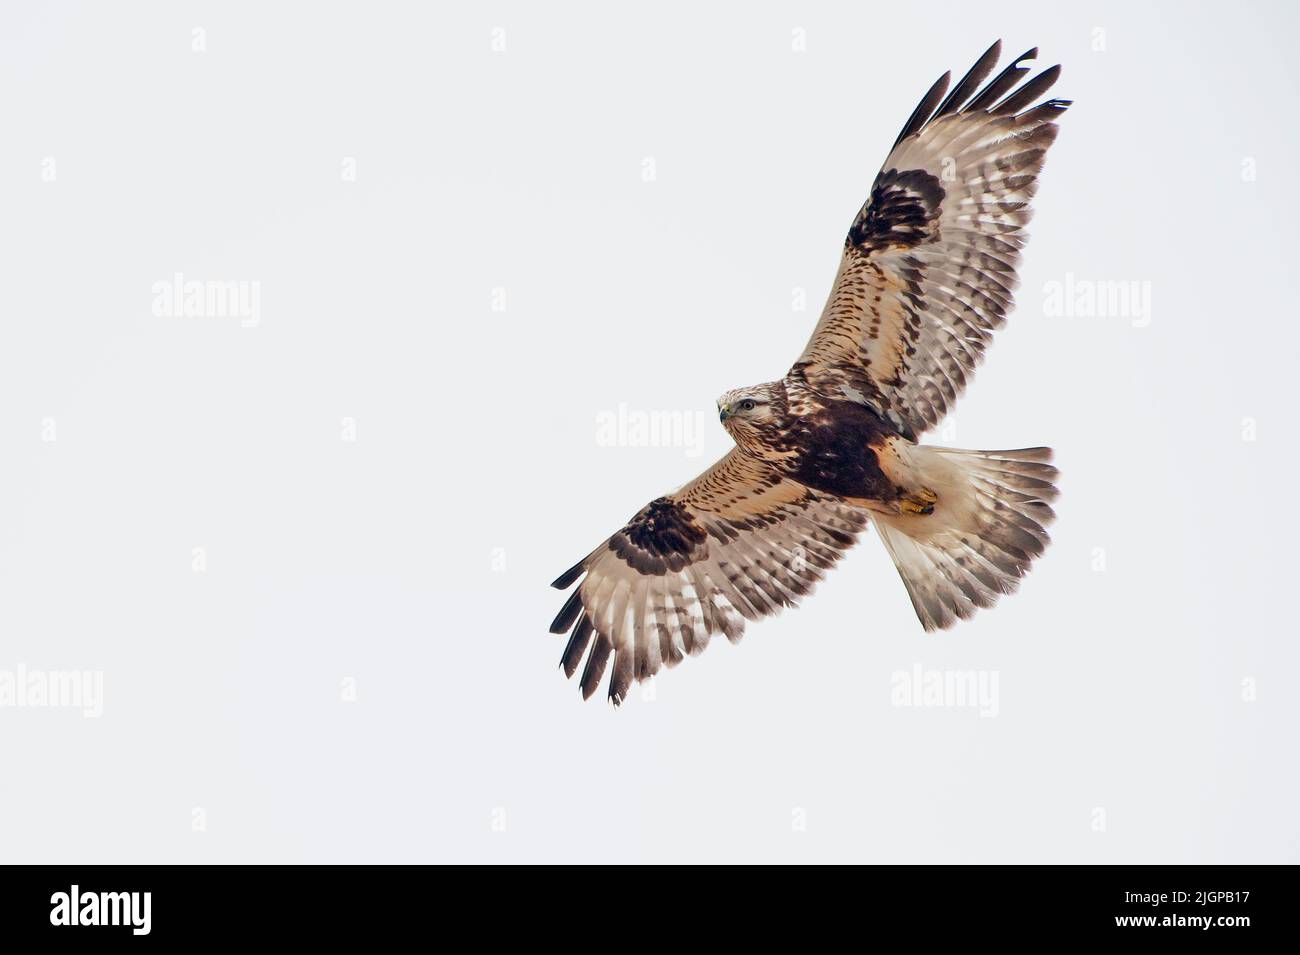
[550,41,1068,704]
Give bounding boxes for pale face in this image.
[716,383,781,444]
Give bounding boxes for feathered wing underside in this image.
[796,40,1070,438]
[549,449,868,704]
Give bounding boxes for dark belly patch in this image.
[787,403,901,502]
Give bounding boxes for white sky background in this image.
[0,1,1296,863]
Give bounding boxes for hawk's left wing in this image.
[549,449,868,704]
[796,41,1069,438]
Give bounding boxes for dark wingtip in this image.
[892,69,951,149]
[579,633,613,700]
[560,615,593,679]
[550,559,585,590]
[965,46,1045,114]
[607,656,631,706]
[548,588,583,634]
[993,63,1063,116]
[893,42,1057,146]
[934,40,1003,119]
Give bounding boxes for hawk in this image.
[551,41,1068,704]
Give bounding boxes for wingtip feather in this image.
[551,559,585,590]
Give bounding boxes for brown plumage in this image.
[551,41,1067,704]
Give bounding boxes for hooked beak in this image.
[718,405,731,423]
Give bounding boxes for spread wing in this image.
[549,449,868,704]
[797,41,1069,438]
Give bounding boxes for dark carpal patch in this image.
[847,168,945,252]
[609,497,707,574]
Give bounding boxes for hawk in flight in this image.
[551,41,1068,704]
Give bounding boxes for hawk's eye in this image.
[738,399,756,412]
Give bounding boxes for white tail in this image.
[872,446,1058,631]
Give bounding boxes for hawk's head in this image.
[717,382,788,454]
